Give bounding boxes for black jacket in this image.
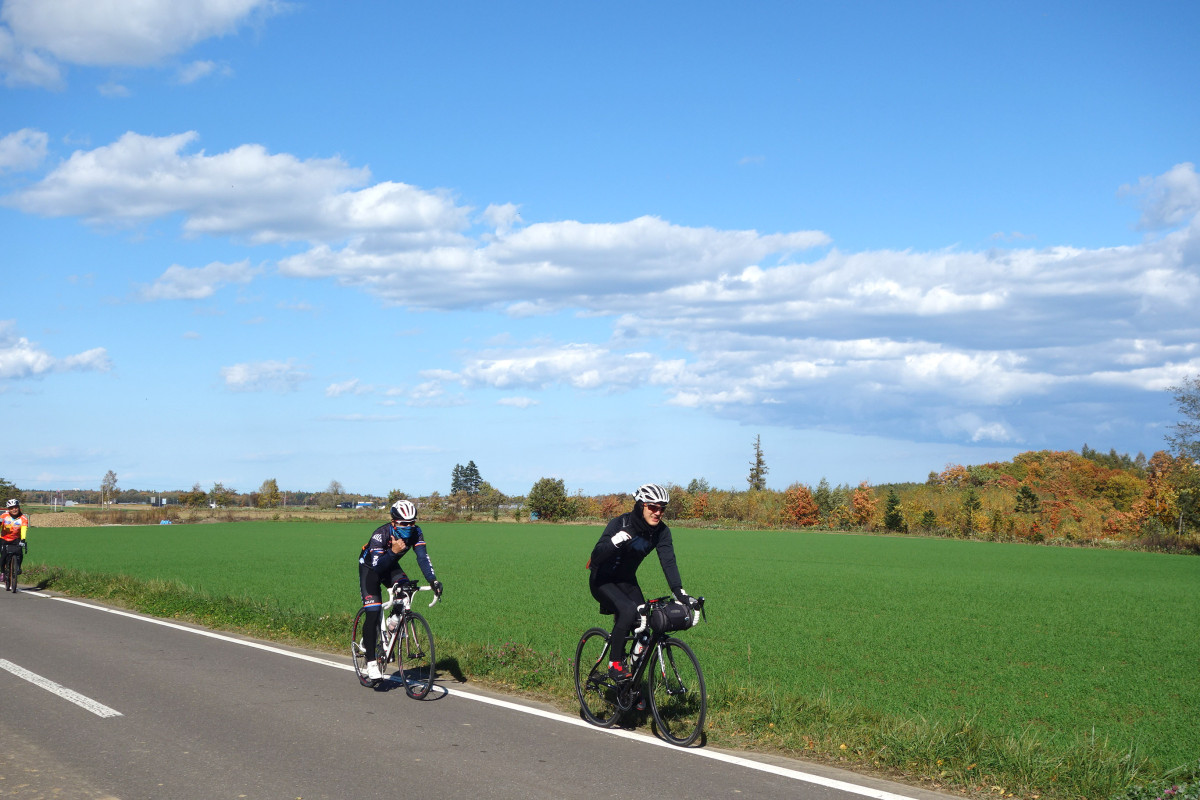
[588,511,682,592]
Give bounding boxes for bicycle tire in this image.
[573,627,622,727]
[647,637,706,746]
[398,611,435,699]
[4,553,17,593]
[350,607,376,686]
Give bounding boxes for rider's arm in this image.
[589,517,628,567]
[411,528,436,583]
[655,525,684,595]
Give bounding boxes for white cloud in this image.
[0,320,111,379]
[1122,162,1200,231]
[7,132,469,245]
[0,128,46,172]
[97,81,129,97]
[5,133,1198,450]
[136,259,259,300]
[178,59,232,84]
[0,0,280,87]
[497,396,538,408]
[326,378,374,397]
[482,202,522,236]
[220,359,308,392]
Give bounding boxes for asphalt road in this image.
[0,586,956,800]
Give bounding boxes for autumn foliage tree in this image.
[782,483,819,526]
[851,482,878,528]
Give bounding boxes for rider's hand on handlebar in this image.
[432,580,443,597]
[675,588,698,608]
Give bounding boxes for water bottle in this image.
[386,614,400,632]
[632,632,649,659]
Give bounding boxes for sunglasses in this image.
[644,503,667,513]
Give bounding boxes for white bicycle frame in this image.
[377,583,439,656]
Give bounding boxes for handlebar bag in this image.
[650,601,693,633]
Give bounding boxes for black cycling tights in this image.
[591,581,645,662]
[359,563,409,660]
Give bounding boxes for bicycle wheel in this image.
[648,637,706,746]
[573,627,621,727]
[4,553,16,593]
[350,607,376,686]
[397,612,435,699]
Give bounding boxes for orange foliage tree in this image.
[851,482,878,528]
[782,484,819,526]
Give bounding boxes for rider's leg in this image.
[592,581,645,663]
[359,563,383,660]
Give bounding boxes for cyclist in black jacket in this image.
[588,483,697,681]
[359,500,443,682]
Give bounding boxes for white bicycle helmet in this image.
[390,499,417,523]
[634,484,670,505]
[5,499,18,510]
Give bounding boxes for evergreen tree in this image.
[883,490,905,532]
[463,460,483,494]
[1015,485,1040,513]
[962,487,983,534]
[747,435,768,490]
[813,477,834,523]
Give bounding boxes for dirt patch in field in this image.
[29,512,97,528]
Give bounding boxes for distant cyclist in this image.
[0,499,28,584]
[587,484,698,681]
[358,500,442,682]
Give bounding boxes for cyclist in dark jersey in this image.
[588,483,697,681]
[359,500,443,682]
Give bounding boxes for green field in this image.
[21,521,1200,798]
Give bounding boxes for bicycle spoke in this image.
[574,628,621,727]
[398,612,435,699]
[648,639,707,746]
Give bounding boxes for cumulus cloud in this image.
[6,132,471,246]
[1122,162,1200,231]
[220,359,308,392]
[136,259,259,300]
[0,128,47,172]
[6,131,1199,449]
[0,0,280,87]
[0,320,111,379]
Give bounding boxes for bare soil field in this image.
[29,512,97,528]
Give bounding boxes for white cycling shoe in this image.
[367,661,383,681]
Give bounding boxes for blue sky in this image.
[2,1,1198,499]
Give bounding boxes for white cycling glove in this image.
[611,531,632,546]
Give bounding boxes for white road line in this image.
[31,592,922,800]
[0,658,123,718]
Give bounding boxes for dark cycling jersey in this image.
[360,521,437,584]
[588,511,682,592]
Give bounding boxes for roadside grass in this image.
[21,521,1200,800]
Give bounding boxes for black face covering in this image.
[630,500,664,536]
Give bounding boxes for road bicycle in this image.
[573,596,707,746]
[351,579,439,698]
[1,542,23,593]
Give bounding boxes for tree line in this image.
[8,378,1199,551]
